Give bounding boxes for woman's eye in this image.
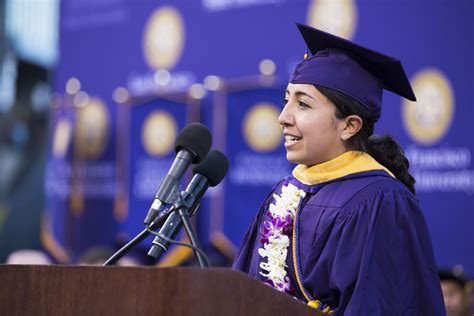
[298,101,310,108]
[283,99,288,106]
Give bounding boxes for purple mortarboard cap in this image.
[290,23,416,121]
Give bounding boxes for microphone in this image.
[147,149,229,260]
[143,123,212,226]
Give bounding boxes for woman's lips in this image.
[284,134,302,147]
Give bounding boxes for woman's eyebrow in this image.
[285,89,315,100]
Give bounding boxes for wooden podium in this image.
[0,265,320,315]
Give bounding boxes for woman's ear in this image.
[340,115,363,140]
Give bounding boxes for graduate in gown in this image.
[232,24,445,315]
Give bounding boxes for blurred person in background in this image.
[5,249,52,265]
[439,270,472,316]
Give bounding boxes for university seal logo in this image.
[243,103,282,152]
[403,68,454,145]
[143,6,185,70]
[142,110,177,156]
[74,97,110,159]
[307,0,357,40]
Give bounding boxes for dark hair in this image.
[316,85,416,195]
[438,270,468,290]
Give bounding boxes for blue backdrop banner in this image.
[47,0,473,273]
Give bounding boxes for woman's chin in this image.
[286,153,303,165]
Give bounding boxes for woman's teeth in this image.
[285,135,301,144]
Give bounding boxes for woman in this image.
[233,24,445,315]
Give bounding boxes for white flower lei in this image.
[258,182,306,293]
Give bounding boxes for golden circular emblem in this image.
[243,103,282,152]
[52,119,72,159]
[142,111,177,156]
[402,68,454,145]
[143,6,185,70]
[74,97,110,159]
[307,0,357,40]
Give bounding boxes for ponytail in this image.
[315,85,416,195]
[367,135,416,194]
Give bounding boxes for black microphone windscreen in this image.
[175,123,212,163]
[192,149,229,187]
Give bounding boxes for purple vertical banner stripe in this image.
[117,96,189,248]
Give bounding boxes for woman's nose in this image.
[278,104,294,126]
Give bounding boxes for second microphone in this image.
[148,149,229,260]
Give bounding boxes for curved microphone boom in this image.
[148,149,229,260]
[143,123,212,225]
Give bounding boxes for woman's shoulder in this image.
[307,170,414,210]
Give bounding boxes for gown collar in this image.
[292,151,394,186]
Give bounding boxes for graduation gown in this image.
[233,152,445,315]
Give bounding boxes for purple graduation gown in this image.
[233,170,445,315]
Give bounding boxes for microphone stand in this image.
[104,184,183,266]
[104,193,208,268]
[177,203,208,268]
[103,209,173,266]
[103,228,149,266]
[147,190,208,268]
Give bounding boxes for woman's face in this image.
[279,83,347,166]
